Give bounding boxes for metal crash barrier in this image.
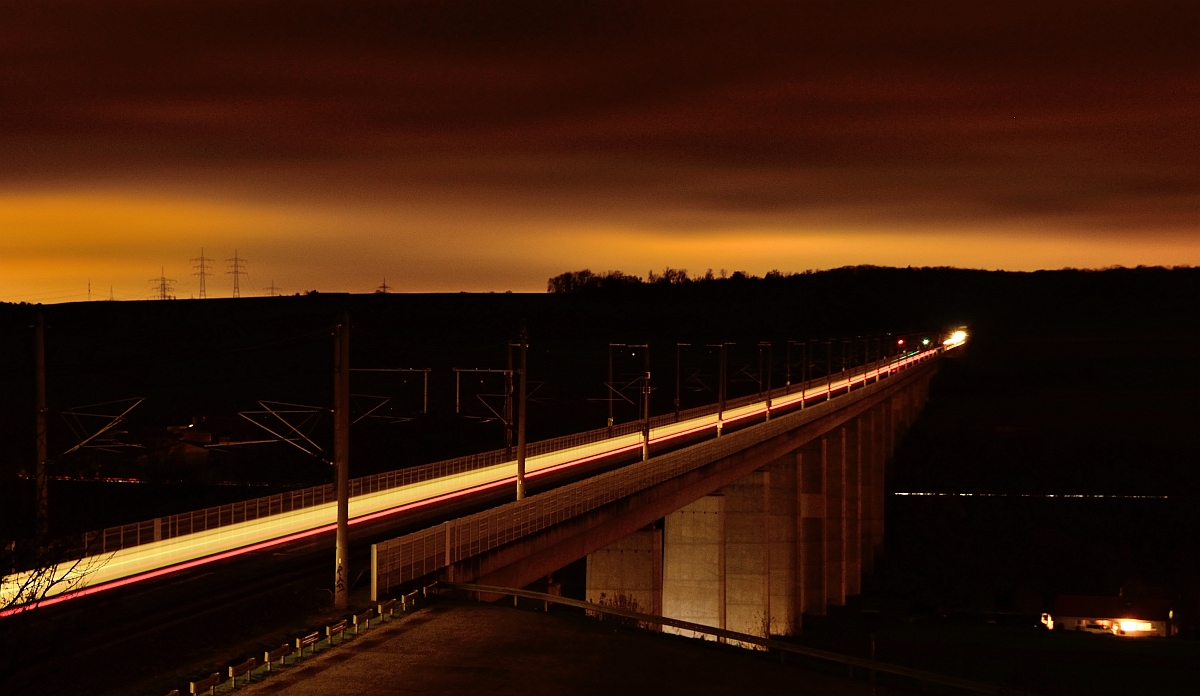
[440,581,1004,696]
[163,592,425,696]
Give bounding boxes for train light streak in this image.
[1,346,943,614]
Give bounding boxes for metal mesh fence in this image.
[374,351,938,595]
[67,350,926,562]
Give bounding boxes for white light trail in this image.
[2,346,943,614]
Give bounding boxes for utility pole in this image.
[826,340,833,402]
[607,344,615,430]
[641,346,651,461]
[226,251,248,298]
[674,343,689,422]
[263,280,283,297]
[759,341,773,419]
[720,343,727,430]
[708,343,730,435]
[515,322,528,501]
[505,341,515,459]
[333,311,351,610]
[800,339,810,408]
[34,311,48,544]
[192,248,215,299]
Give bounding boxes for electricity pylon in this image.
[149,268,176,300]
[226,251,248,298]
[191,248,215,299]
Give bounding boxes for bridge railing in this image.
[65,348,929,564]
[372,349,939,597]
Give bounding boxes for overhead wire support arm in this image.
[350,367,432,414]
[452,368,518,415]
[758,341,773,418]
[237,411,326,461]
[674,343,690,422]
[60,397,146,456]
[258,401,328,455]
[515,323,529,500]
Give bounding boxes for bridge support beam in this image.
[586,528,662,619]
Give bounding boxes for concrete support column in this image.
[890,394,900,453]
[723,471,771,639]
[844,419,861,597]
[874,404,888,560]
[767,455,799,636]
[798,440,825,616]
[860,410,877,574]
[663,495,725,639]
[586,528,663,619]
[824,429,846,607]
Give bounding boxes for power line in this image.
[375,279,391,294]
[149,268,176,300]
[263,280,283,297]
[191,248,216,299]
[226,250,248,298]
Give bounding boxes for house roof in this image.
[1053,594,1172,621]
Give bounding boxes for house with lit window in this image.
[1046,594,1175,637]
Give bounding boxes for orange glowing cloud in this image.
[0,1,1195,302]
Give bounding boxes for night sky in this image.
[1,0,1196,301]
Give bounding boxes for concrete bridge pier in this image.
[860,408,881,574]
[657,475,777,642]
[767,454,799,636]
[844,420,861,598]
[722,470,771,640]
[572,370,938,643]
[661,495,726,639]
[798,439,826,617]
[824,429,846,607]
[585,527,662,618]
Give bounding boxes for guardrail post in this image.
[296,632,320,657]
[189,672,220,696]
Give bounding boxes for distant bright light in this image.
[921,338,930,346]
[943,330,968,346]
